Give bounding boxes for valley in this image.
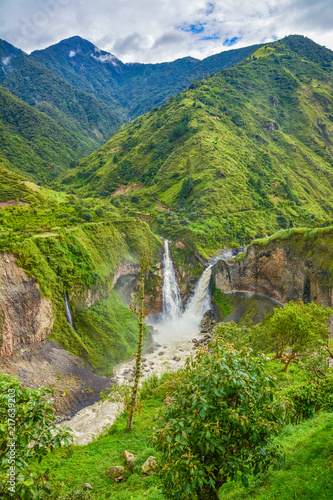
[1,33,333,499]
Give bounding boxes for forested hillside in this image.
[0,39,122,157]
[30,36,262,119]
[0,86,92,182]
[0,163,160,372]
[62,35,333,254]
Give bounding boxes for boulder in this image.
[123,450,137,469]
[108,466,124,481]
[141,456,159,474]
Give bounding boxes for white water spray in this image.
[162,240,182,320]
[152,244,247,340]
[184,264,213,319]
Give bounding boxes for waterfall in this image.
[162,240,182,320]
[152,244,246,340]
[184,264,213,319]
[64,293,74,327]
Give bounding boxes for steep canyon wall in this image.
[213,229,333,311]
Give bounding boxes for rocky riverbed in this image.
[62,318,217,445]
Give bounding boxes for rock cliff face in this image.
[212,233,333,310]
[0,252,53,357]
[72,262,141,310]
[0,252,159,358]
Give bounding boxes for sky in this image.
[0,0,333,63]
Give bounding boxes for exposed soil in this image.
[111,183,142,196]
[0,200,30,208]
[0,340,114,417]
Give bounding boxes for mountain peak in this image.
[31,36,122,66]
[0,39,23,58]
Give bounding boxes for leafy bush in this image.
[0,374,73,499]
[255,300,332,371]
[151,342,287,499]
[279,376,333,422]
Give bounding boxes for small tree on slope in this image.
[127,246,151,430]
[151,342,287,500]
[261,300,332,372]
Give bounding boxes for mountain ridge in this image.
[61,36,333,254]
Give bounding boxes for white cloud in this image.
[2,56,11,65]
[90,52,119,64]
[0,0,332,63]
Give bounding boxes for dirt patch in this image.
[20,180,40,191]
[0,200,30,208]
[33,232,58,238]
[0,340,114,417]
[112,183,142,196]
[155,203,170,212]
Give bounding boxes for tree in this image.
[151,341,287,499]
[261,300,332,372]
[127,246,151,430]
[179,177,193,204]
[0,374,73,499]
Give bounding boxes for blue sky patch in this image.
[223,36,241,47]
[201,34,220,41]
[179,22,207,34]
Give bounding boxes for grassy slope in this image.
[34,367,333,499]
[0,165,161,373]
[62,37,333,256]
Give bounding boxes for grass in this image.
[221,411,333,499]
[33,368,333,500]
[34,379,172,499]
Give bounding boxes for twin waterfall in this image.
[162,240,182,320]
[153,240,214,339]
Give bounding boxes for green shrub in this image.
[151,342,288,499]
[0,374,73,499]
[279,376,333,422]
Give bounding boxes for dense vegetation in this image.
[30,36,262,120]
[0,374,72,499]
[0,39,122,167]
[0,164,161,373]
[1,34,333,499]
[61,35,333,255]
[28,341,333,499]
[0,86,89,183]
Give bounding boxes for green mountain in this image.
[0,85,90,182]
[0,39,122,157]
[30,35,262,120]
[62,35,333,255]
[0,162,160,373]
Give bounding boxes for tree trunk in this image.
[197,486,220,500]
[127,248,150,430]
[283,353,295,372]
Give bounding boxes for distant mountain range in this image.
[0,36,262,181]
[1,34,333,252]
[29,36,262,119]
[61,35,333,251]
